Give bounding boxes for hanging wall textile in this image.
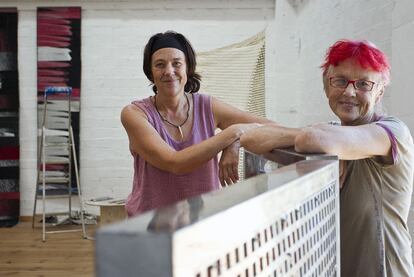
[197,31,266,180]
[37,7,81,196]
[0,8,19,227]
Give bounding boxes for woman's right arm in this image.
[240,125,301,154]
[121,104,259,174]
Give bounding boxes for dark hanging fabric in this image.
[0,9,19,227]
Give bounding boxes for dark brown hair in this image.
[143,31,201,93]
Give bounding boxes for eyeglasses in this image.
[329,77,376,92]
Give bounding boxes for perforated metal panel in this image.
[96,151,339,277]
[191,182,337,277]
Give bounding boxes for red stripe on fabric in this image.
[38,23,72,33]
[38,34,71,42]
[38,40,71,48]
[38,8,81,19]
[0,192,20,200]
[38,69,67,77]
[38,61,70,68]
[0,8,17,12]
[38,76,67,83]
[38,18,71,26]
[0,95,11,109]
[0,146,19,160]
[72,88,80,98]
[0,30,11,51]
[37,164,66,171]
[37,27,72,37]
[0,199,19,216]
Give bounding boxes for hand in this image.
[219,140,240,186]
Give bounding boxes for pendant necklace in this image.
[154,93,190,140]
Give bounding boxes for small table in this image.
[85,198,126,225]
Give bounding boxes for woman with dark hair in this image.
[121,31,270,216]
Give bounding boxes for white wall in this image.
[1,0,274,215]
[270,0,414,263]
[5,1,414,228]
[391,0,414,261]
[269,0,394,126]
[392,0,414,132]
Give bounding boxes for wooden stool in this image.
[85,198,126,225]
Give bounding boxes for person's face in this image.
[324,58,385,125]
[151,47,187,96]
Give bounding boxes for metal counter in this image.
[95,149,340,277]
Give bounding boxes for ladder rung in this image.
[34,211,71,216]
[46,229,84,234]
[45,137,69,144]
[44,158,70,164]
[37,177,70,183]
[36,194,77,199]
[43,128,69,136]
[44,143,69,147]
[38,171,67,177]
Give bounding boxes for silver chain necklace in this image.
[154,93,190,139]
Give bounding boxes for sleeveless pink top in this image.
[125,93,219,216]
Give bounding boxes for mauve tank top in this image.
[125,93,219,216]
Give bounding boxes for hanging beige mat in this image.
[198,31,266,180]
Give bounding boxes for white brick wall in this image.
[269,0,394,126]
[5,0,273,215]
[5,2,414,253]
[392,0,414,265]
[271,0,414,264]
[17,10,38,216]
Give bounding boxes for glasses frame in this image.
[329,77,376,92]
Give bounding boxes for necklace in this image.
[154,93,190,140]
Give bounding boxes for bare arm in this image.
[212,97,273,185]
[294,123,392,160]
[121,104,259,175]
[240,125,301,154]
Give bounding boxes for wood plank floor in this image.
[0,221,97,277]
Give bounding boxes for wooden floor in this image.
[0,221,97,277]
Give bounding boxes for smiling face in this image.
[151,47,187,97]
[324,58,385,125]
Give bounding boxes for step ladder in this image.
[32,86,87,241]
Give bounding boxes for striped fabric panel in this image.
[197,31,266,180]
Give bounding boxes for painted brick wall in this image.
[4,0,273,215]
[271,0,414,264]
[269,0,394,126]
[5,3,414,259]
[392,0,414,265]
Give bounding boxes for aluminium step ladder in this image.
[32,86,87,241]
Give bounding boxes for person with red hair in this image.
[241,39,414,276]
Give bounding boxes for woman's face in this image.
[325,58,384,125]
[151,47,187,96]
